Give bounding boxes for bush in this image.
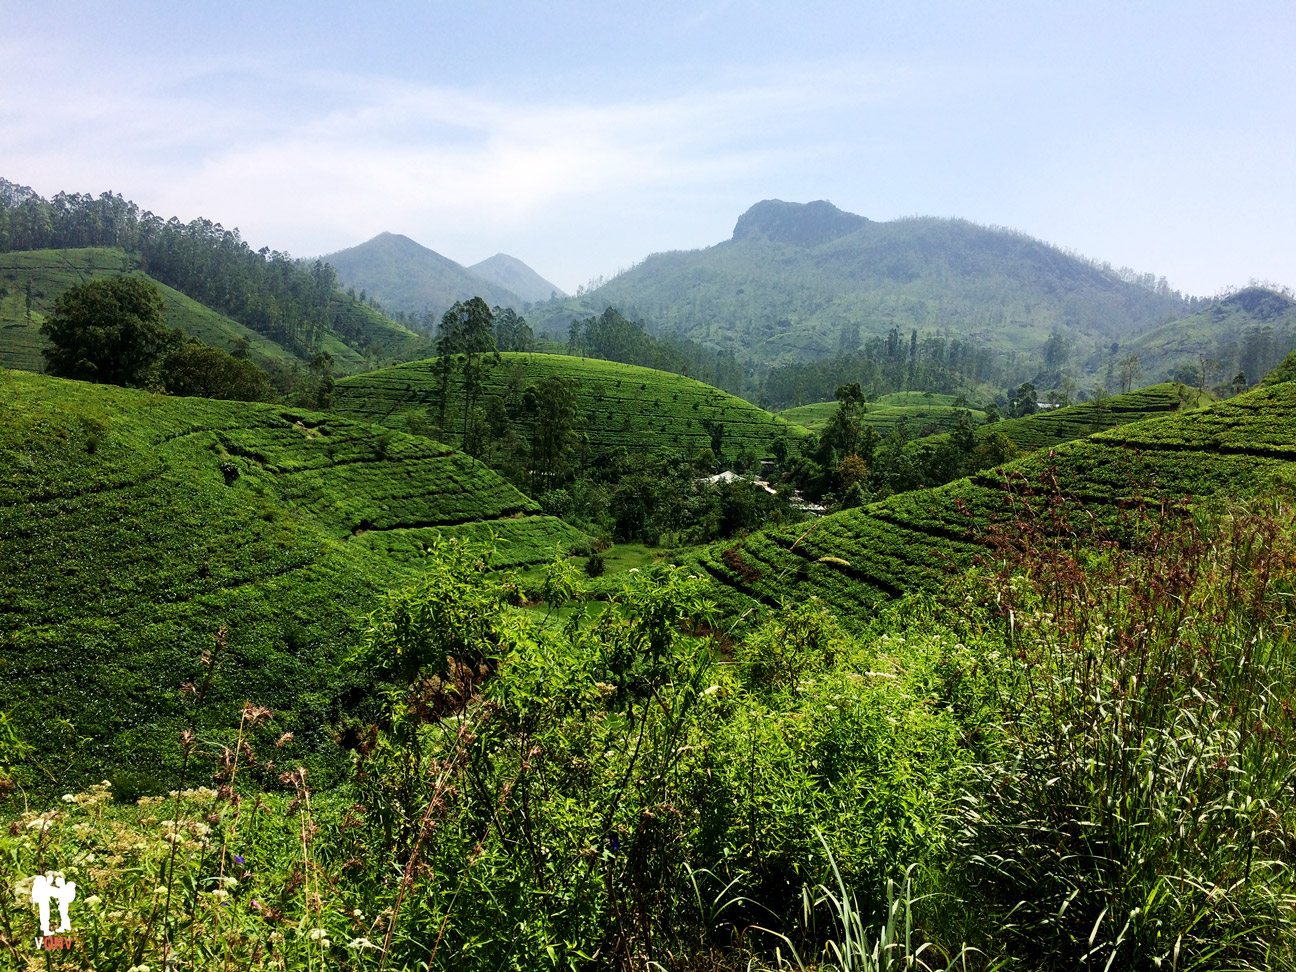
[583,551,605,577]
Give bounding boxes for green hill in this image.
[1101,286,1296,387]
[691,376,1296,624]
[529,199,1190,367]
[0,248,310,371]
[0,368,585,787]
[332,352,810,462]
[0,181,424,371]
[780,392,987,436]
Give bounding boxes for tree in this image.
[1118,353,1143,394]
[1009,381,1039,418]
[435,298,497,438]
[160,341,277,402]
[41,277,174,386]
[524,376,578,493]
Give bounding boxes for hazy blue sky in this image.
[3,1,1293,295]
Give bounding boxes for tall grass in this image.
[942,490,1296,969]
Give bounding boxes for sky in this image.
[2,1,1293,297]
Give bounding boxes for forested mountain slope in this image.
[530,199,1191,366]
[0,179,422,369]
[0,247,353,371]
[0,369,585,786]
[1103,285,1296,387]
[469,252,566,303]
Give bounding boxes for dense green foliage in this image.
[0,179,421,366]
[332,352,809,465]
[41,276,171,386]
[0,369,585,788]
[530,200,1191,367]
[563,306,750,395]
[8,502,1296,969]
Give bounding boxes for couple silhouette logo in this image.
[30,872,76,936]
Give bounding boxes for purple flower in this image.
[233,855,245,865]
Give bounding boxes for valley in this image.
[3,178,1296,970]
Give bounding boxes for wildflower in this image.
[61,794,76,803]
[85,895,102,908]
[348,937,379,950]
[127,965,151,972]
[308,928,328,941]
[233,854,245,865]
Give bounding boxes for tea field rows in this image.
[0,369,585,787]
[333,352,810,461]
[691,377,1296,625]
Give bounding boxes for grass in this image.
[0,368,586,788]
[332,352,810,462]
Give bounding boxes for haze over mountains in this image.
[323,232,565,323]
[329,199,1226,377]
[529,199,1196,367]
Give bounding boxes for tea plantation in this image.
[332,352,810,461]
[0,369,586,787]
[694,376,1296,624]
[912,382,1189,453]
[780,392,988,436]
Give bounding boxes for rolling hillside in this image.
[0,248,310,371]
[529,199,1190,366]
[691,375,1296,624]
[331,352,810,461]
[325,232,527,322]
[0,369,585,786]
[780,392,988,436]
[0,181,425,373]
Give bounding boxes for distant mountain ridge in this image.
[1106,285,1296,387]
[324,233,559,323]
[528,199,1193,368]
[469,253,566,303]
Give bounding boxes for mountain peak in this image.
[469,253,567,302]
[1220,285,1295,321]
[732,199,869,246]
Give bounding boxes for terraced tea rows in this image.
[780,393,987,436]
[958,383,1188,452]
[333,353,809,461]
[691,378,1296,625]
[0,370,585,785]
